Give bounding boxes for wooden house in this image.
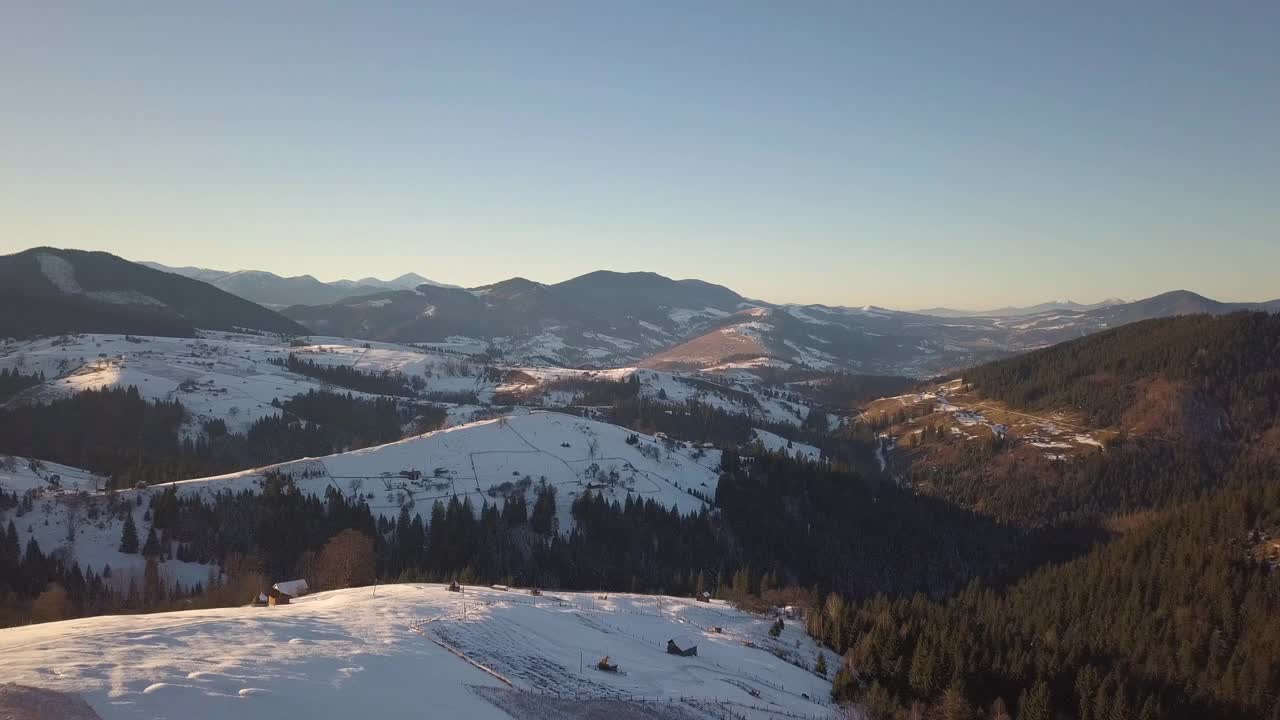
[667,635,697,657]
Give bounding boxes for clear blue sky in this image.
[2,2,1276,309]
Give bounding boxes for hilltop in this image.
[0,584,836,719]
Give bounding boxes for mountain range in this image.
[7,248,1279,377]
[280,273,1280,374]
[139,261,456,308]
[914,298,1129,317]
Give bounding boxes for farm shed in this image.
[667,635,697,657]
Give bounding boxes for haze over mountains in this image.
[914,298,1130,318]
[4,248,1278,378]
[140,260,457,308]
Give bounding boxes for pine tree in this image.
[119,514,139,554]
[941,677,973,720]
[141,525,161,557]
[1018,679,1052,720]
[815,652,828,677]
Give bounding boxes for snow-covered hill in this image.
[167,412,722,521]
[0,332,823,435]
[0,584,837,719]
[2,413,723,591]
[0,332,500,434]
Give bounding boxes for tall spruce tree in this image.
[119,514,139,554]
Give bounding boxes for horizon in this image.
[3,4,1278,308]
[126,252,1278,311]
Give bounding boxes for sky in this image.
[2,2,1277,310]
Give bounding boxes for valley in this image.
[1,251,1278,720]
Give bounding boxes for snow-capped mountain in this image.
[13,250,1278,377]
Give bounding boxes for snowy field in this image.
[0,584,836,719]
[0,332,500,434]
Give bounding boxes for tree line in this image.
[0,386,446,487]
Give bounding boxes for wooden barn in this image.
[266,587,291,606]
[667,635,697,657]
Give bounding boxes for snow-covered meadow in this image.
[0,584,837,719]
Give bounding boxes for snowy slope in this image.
[0,584,836,719]
[0,332,819,437]
[165,412,722,524]
[0,455,217,592]
[2,414,723,590]
[749,430,822,462]
[0,332,500,434]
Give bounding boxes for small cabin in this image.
[696,591,712,603]
[266,587,291,606]
[251,592,269,607]
[447,580,462,592]
[529,588,543,596]
[667,635,697,657]
[782,605,806,620]
[273,579,309,598]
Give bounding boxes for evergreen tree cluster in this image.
[271,353,423,397]
[0,367,43,401]
[0,387,441,487]
[808,477,1280,720]
[963,312,1280,434]
[715,451,1090,599]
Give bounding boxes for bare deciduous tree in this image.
[314,529,376,590]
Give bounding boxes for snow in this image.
[0,332,502,434]
[781,340,836,370]
[667,307,730,326]
[163,412,720,525]
[2,412,726,593]
[0,455,105,495]
[36,252,165,307]
[272,579,309,597]
[783,306,832,325]
[633,369,808,427]
[1,455,217,592]
[0,585,836,719]
[750,430,821,462]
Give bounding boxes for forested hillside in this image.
[809,473,1280,720]
[963,312,1280,435]
[893,313,1280,528]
